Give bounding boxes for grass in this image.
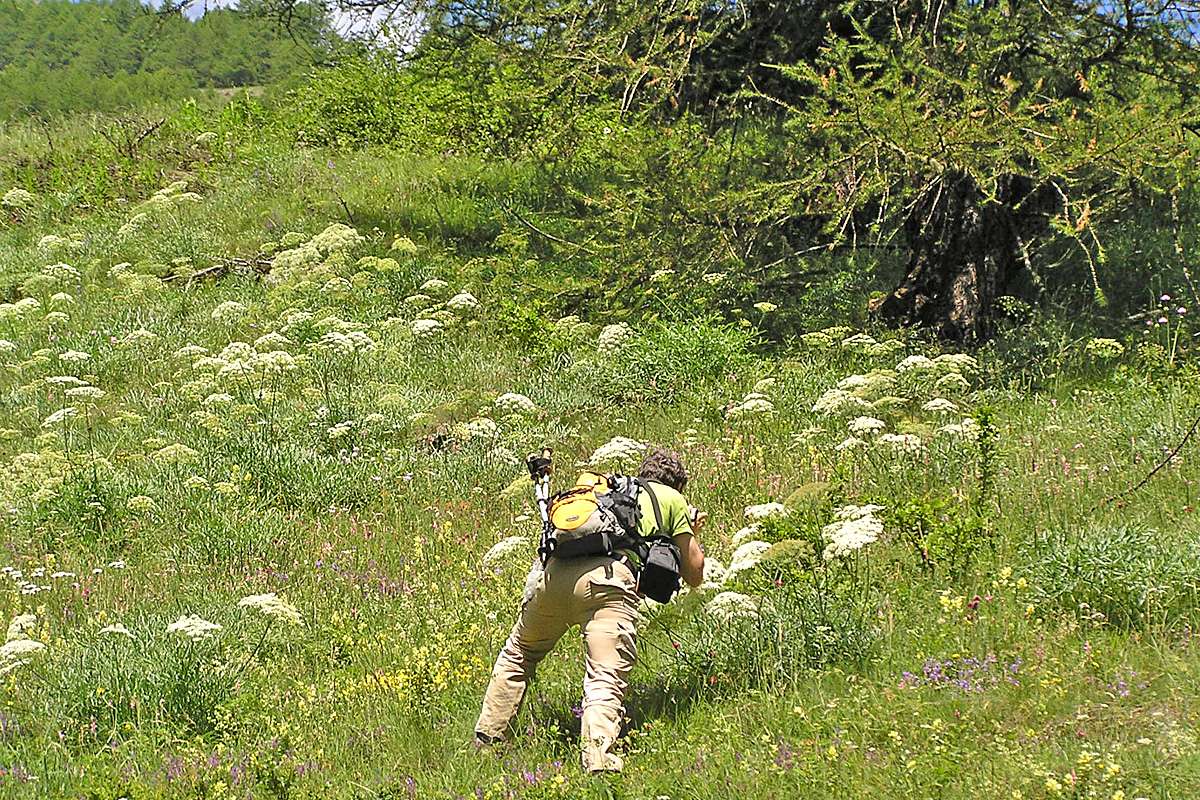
[0,133,1199,800]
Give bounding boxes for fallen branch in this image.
[162,257,273,285]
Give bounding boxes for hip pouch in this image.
[637,537,682,603]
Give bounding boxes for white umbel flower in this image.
[211,301,248,325]
[812,389,871,416]
[98,623,135,639]
[447,292,480,313]
[727,540,772,577]
[6,613,36,642]
[238,593,303,626]
[744,503,787,520]
[877,432,925,455]
[921,398,958,415]
[165,614,222,640]
[412,318,444,338]
[896,355,936,373]
[821,505,884,560]
[494,392,536,415]
[588,436,646,465]
[597,323,633,354]
[848,416,886,437]
[483,536,528,569]
[705,592,759,622]
[0,638,46,670]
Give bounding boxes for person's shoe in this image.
[473,730,501,751]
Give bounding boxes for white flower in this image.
[744,503,787,520]
[495,392,536,415]
[702,272,726,285]
[705,592,759,621]
[0,340,16,354]
[727,540,772,577]
[731,525,762,548]
[126,495,155,513]
[588,436,646,465]
[753,301,778,313]
[238,593,303,626]
[42,407,78,427]
[419,278,449,294]
[203,393,234,407]
[728,394,775,419]
[45,375,86,387]
[6,613,36,642]
[254,332,292,351]
[211,301,248,324]
[1,188,35,210]
[877,433,925,455]
[848,416,886,436]
[58,349,90,363]
[65,386,104,401]
[597,323,633,354]
[934,373,971,393]
[153,443,198,463]
[412,318,444,338]
[651,269,675,282]
[1085,338,1124,359]
[822,505,884,560]
[98,623,134,639]
[700,558,727,590]
[183,475,210,490]
[921,398,959,415]
[463,417,499,439]
[835,436,868,452]
[311,222,364,254]
[165,614,222,640]
[118,328,158,348]
[934,353,978,373]
[812,389,871,416]
[896,355,936,373]
[174,344,208,359]
[0,638,46,665]
[327,421,355,440]
[483,536,528,569]
[447,291,481,313]
[938,418,982,441]
[841,333,878,350]
[404,293,433,308]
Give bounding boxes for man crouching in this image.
[475,447,706,772]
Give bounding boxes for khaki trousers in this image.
[475,555,639,772]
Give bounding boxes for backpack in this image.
[539,472,682,603]
[540,472,643,560]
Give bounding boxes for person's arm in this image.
[674,508,707,587]
[674,533,706,587]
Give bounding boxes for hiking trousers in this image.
[475,555,639,773]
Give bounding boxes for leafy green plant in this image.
[885,495,991,578]
[1027,524,1200,629]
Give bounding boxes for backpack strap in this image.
[638,479,664,535]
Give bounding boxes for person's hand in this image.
[689,508,708,535]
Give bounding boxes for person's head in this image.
[637,447,688,493]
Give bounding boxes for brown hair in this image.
[637,447,689,492]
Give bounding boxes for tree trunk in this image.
[872,171,1050,342]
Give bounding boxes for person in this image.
[474,447,706,773]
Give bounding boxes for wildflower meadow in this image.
[4,3,1200,797]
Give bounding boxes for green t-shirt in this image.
[636,480,694,540]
